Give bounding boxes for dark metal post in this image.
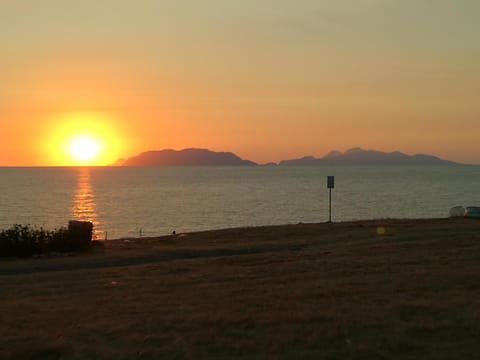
[329,187,332,223]
[327,176,335,223]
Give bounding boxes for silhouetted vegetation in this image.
[0,221,93,258]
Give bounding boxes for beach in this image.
[1,218,479,359]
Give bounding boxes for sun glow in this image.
[69,136,101,162]
[43,112,124,166]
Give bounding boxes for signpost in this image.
[327,176,335,223]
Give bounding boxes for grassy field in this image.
[1,218,479,359]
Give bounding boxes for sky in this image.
[1,0,479,165]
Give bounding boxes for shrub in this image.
[0,222,93,258]
[67,220,93,251]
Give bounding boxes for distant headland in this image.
[278,148,460,166]
[118,148,256,166]
[115,148,461,167]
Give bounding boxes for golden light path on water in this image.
[71,168,102,239]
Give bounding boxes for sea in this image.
[0,166,479,239]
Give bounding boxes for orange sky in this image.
[1,1,479,166]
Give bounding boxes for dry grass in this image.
[1,218,480,359]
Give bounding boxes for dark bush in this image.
[0,222,93,258]
[67,220,93,251]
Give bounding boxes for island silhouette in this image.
[279,148,459,166]
[115,148,461,167]
[120,148,257,166]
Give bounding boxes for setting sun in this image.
[68,136,101,162]
[42,112,125,166]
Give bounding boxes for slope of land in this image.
[1,218,479,359]
[116,148,461,167]
[120,148,257,166]
[279,148,459,166]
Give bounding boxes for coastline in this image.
[1,217,473,274]
[1,217,479,359]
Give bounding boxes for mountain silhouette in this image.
[120,148,257,166]
[279,148,459,166]
[117,147,460,167]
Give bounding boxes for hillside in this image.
[1,218,479,359]
[279,148,459,166]
[120,148,257,166]
[116,148,461,167]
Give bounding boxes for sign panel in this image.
[327,176,335,189]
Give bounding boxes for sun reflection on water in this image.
[72,168,101,238]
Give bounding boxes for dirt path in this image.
[0,244,305,276]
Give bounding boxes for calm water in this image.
[0,166,479,239]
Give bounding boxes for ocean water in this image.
[0,166,479,239]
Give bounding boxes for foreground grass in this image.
[0,218,479,359]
